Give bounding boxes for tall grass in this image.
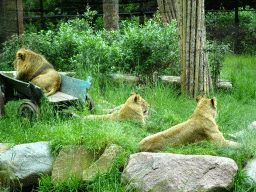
[1,54,256,191]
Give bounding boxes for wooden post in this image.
[234,3,240,54]
[103,0,119,31]
[0,0,24,53]
[39,0,45,30]
[157,0,177,22]
[17,0,24,34]
[176,0,212,97]
[139,1,145,25]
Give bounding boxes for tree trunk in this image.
[103,0,119,31]
[157,0,212,97]
[176,0,212,97]
[0,0,24,53]
[157,0,177,22]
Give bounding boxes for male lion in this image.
[139,96,238,152]
[13,48,61,96]
[82,92,150,124]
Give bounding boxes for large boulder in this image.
[83,144,122,181]
[235,121,256,137]
[51,145,94,184]
[243,159,256,184]
[0,141,54,191]
[122,152,238,192]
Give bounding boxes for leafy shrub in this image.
[207,40,232,86]
[1,13,179,78]
[116,19,179,76]
[94,16,104,31]
[205,10,234,29]
[205,6,256,54]
[73,17,180,77]
[0,17,92,71]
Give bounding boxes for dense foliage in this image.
[1,3,256,191]
[1,15,180,78]
[206,6,256,54]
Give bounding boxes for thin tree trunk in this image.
[158,0,212,97]
[103,0,119,31]
[157,0,177,22]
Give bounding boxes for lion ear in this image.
[196,96,202,103]
[134,95,140,103]
[211,97,217,108]
[18,52,26,61]
[130,92,136,96]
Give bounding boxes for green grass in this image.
[1,54,256,191]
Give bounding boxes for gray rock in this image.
[234,121,256,137]
[122,152,238,192]
[243,159,256,184]
[0,141,54,191]
[83,144,122,181]
[248,121,256,130]
[52,145,94,184]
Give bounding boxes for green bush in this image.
[205,6,256,54]
[207,40,232,86]
[73,17,180,77]
[1,14,179,77]
[0,18,92,71]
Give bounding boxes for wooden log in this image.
[107,73,233,90]
[185,0,191,94]
[103,0,119,31]
[194,0,201,97]
[189,0,196,95]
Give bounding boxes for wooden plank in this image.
[0,72,44,103]
[48,91,78,103]
[59,74,91,102]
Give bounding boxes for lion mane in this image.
[14,48,61,96]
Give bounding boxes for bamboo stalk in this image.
[185,0,191,94]
[202,0,212,90]
[194,0,201,97]
[157,0,163,20]
[169,0,175,21]
[199,51,204,95]
[202,0,211,94]
[165,0,171,22]
[177,0,184,94]
[182,0,187,94]
[189,0,196,96]
[171,0,177,20]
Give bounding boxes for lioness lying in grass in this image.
[82,92,150,125]
[139,96,238,152]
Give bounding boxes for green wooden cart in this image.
[0,72,94,119]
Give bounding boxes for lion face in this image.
[138,96,150,115]
[13,58,17,69]
[14,49,27,70]
[128,92,149,112]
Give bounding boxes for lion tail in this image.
[45,87,58,97]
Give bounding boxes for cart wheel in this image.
[0,91,5,116]
[86,94,95,113]
[18,102,40,121]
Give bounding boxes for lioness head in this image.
[129,92,150,115]
[196,96,217,118]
